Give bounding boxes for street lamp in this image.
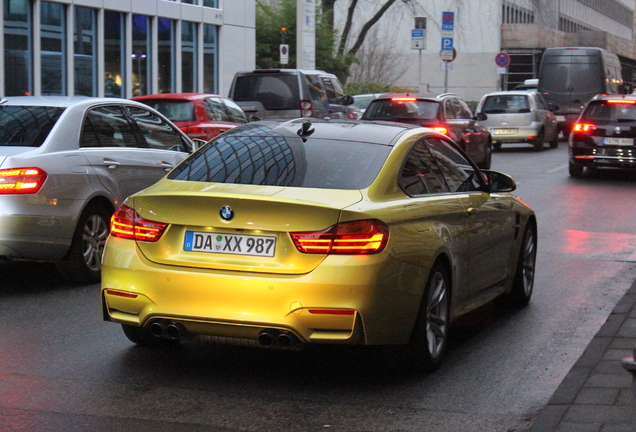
[132,51,147,95]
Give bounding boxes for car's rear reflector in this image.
[0,167,47,194]
[110,204,168,242]
[291,219,389,255]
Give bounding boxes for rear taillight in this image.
[185,126,208,139]
[300,100,313,117]
[0,168,47,194]
[391,97,417,102]
[573,123,596,133]
[110,204,168,242]
[291,219,389,255]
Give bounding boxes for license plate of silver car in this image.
[184,231,276,257]
[603,137,634,146]
[493,129,517,135]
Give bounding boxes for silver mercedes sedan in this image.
[0,96,193,283]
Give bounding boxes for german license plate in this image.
[603,137,634,146]
[493,129,517,135]
[556,115,566,122]
[184,231,276,257]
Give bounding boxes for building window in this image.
[41,1,66,95]
[132,14,151,96]
[158,18,174,94]
[74,6,97,96]
[182,21,197,93]
[182,0,197,4]
[104,10,124,97]
[4,0,32,96]
[203,0,218,7]
[203,24,217,93]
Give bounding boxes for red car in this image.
[131,93,248,142]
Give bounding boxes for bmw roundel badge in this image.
[220,205,234,221]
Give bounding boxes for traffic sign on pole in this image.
[495,52,510,68]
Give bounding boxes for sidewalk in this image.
[529,279,636,431]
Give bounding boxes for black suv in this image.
[569,94,636,177]
[228,69,356,121]
[361,93,492,169]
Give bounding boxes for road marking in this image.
[547,164,567,174]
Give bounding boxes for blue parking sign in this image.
[441,38,453,50]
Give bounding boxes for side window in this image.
[399,141,448,196]
[126,106,188,152]
[456,99,473,119]
[535,94,546,110]
[222,98,248,124]
[425,138,483,193]
[81,106,136,148]
[443,100,455,119]
[203,97,229,122]
[306,74,328,107]
[321,77,338,104]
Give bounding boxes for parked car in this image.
[228,69,355,120]
[513,78,538,91]
[131,93,248,142]
[352,93,382,115]
[475,90,558,151]
[101,118,537,372]
[568,94,636,177]
[361,93,493,169]
[0,96,193,283]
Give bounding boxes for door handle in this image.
[103,159,120,169]
[159,161,174,171]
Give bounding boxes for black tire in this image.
[493,142,502,152]
[407,262,451,372]
[549,131,559,149]
[122,324,181,348]
[59,203,111,284]
[496,223,537,309]
[532,130,544,152]
[569,161,584,177]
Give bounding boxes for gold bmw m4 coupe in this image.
[101,119,537,372]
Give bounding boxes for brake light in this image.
[185,126,208,138]
[291,219,389,255]
[0,168,47,194]
[433,126,448,134]
[573,123,596,133]
[110,204,168,242]
[300,100,313,117]
[391,97,417,102]
[607,99,636,104]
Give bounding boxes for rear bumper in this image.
[569,142,636,169]
[101,236,427,346]
[488,126,541,144]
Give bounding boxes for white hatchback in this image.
[0,96,193,283]
[476,90,559,152]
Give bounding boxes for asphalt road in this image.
[1,141,635,432]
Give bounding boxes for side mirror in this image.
[475,112,488,121]
[482,170,516,192]
[549,103,559,112]
[339,95,354,105]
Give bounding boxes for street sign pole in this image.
[441,11,455,93]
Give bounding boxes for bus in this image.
[537,47,624,135]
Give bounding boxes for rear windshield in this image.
[481,95,530,114]
[168,124,390,190]
[135,100,195,122]
[582,101,636,123]
[232,75,300,110]
[0,106,65,147]
[540,60,603,95]
[363,100,439,121]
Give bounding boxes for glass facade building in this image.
[1,0,254,98]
